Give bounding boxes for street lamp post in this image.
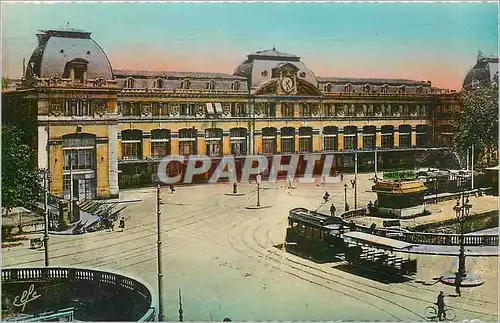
[156,184,165,321]
[344,183,348,211]
[43,170,50,267]
[354,150,358,209]
[256,175,261,207]
[452,192,472,295]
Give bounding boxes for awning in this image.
[214,103,223,113]
[342,231,416,250]
[206,103,215,114]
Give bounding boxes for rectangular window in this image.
[179,141,196,155]
[344,135,356,150]
[300,104,312,116]
[299,137,312,153]
[323,136,338,151]
[63,148,96,170]
[363,135,375,149]
[122,141,142,160]
[262,138,276,154]
[231,103,246,117]
[151,141,171,158]
[180,103,196,116]
[281,103,294,117]
[381,135,394,149]
[281,137,295,154]
[399,134,411,148]
[263,103,276,117]
[324,104,335,116]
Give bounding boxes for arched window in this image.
[343,126,357,150]
[323,126,338,151]
[232,81,240,91]
[381,84,389,94]
[398,125,412,148]
[399,85,406,94]
[298,127,313,153]
[180,79,191,89]
[280,127,295,154]
[230,128,247,155]
[325,83,332,92]
[126,78,135,89]
[207,80,215,90]
[363,84,371,93]
[381,125,394,149]
[205,128,223,157]
[262,127,277,154]
[416,86,423,94]
[178,128,197,155]
[362,126,376,149]
[121,130,143,160]
[156,78,164,89]
[151,129,171,158]
[344,84,353,93]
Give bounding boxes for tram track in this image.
[249,219,497,320]
[225,216,408,321]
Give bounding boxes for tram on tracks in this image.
[286,208,418,276]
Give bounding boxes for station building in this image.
[3,28,466,199]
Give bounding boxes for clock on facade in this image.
[281,76,294,93]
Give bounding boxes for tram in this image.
[286,208,418,276]
[285,208,346,260]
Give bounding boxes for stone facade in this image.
[2,29,462,199]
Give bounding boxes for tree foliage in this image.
[1,126,42,214]
[454,82,499,167]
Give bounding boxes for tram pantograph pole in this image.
[156,184,165,322]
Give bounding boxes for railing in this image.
[424,188,492,204]
[339,208,498,247]
[2,267,155,322]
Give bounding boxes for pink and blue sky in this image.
[2,2,498,90]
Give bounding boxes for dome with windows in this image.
[233,48,318,89]
[26,29,113,80]
[462,52,498,90]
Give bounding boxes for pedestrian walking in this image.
[330,203,336,217]
[320,175,326,186]
[351,179,356,189]
[455,272,462,297]
[323,191,330,203]
[340,173,344,182]
[118,217,125,232]
[170,184,175,194]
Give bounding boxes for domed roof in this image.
[462,52,498,90]
[26,29,113,80]
[233,47,317,89]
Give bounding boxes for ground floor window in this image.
[122,142,142,160]
[381,134,394,149]
[344,135,356,150]
[262,138,276,154]
[63,172,96,200]
[399,134,411,148]
[323,136,337,151]
[362,135,375,149]
[151,129,171,158]
[230,128,247,155]
[299,137,312,153]
[281,137,294,154]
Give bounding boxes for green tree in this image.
[454,82,499,167]
[1,77,7,89]
[1,126,42,215]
